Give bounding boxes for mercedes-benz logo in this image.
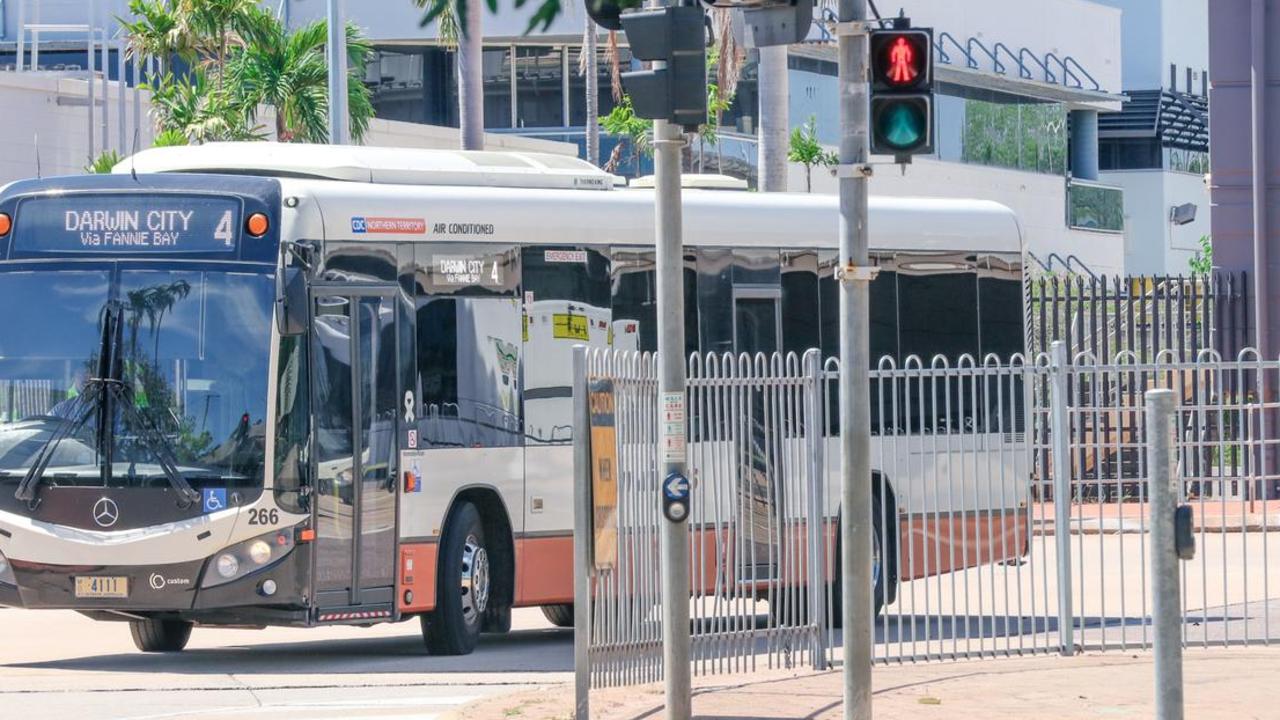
[92,497,120,528]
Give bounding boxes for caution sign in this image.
[553,312,590,341]
[588,378,619,569]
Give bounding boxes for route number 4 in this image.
[214,210,235,247]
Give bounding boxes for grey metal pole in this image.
[101,30,110,153]
[572,345,592,720]
[654,112,691,720]
[836,2,872,718]
[1146,389,1183,720]
[326,0,350,145]
[118,38,127,153]
[16,0,26,72]
[87,0,97,164]
[1251,0,1269,359]
[1049,341,1075,655]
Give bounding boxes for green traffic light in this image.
[879,102,926,150]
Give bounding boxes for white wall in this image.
[900,0,1123,92]
[788,156,1126,278]
[0,71,577,186]
[1092,0,1208,91]
[1102,168,1210,275]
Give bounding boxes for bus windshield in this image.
[0,266,273,491]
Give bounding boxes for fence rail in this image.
[1027,271,1249,364]
[573,342,1280,708]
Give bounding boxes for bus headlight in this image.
[202,528,295,588]
[215,553,240,579]
[0,550,14,586]
[247,540,272,566]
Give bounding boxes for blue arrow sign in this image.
[663,472,690,501]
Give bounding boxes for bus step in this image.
[315,605,395,624]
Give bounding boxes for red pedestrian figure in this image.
[888,36,918,84]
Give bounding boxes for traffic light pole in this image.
[655,114,692,720]
[649,1,692,711]
[837,1,873,719]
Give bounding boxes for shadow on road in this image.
[8,625,574,676]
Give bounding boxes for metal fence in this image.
[573,343,1280,703]
[1027,271,1249,362]
[573,348,828,691]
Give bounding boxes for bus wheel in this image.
[423,502,488,655]
[482,605,512,634]
[129,618,192,653]
[541,604,574,628]
[828,508,889,629]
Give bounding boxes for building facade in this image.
[3,0,1135,275]
[1209,0,1279,357]
[1093,0,1211,276]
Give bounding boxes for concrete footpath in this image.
[448,646,1278,719]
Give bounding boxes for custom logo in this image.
[92,497,120,528]
[148,572,191,591]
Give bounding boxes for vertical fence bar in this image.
[1050,342,1075,655]
[573,346,592,720]
[804,351,829,669]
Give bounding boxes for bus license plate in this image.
[74,576,129,599]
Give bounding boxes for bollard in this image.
[1146,389,1183,720]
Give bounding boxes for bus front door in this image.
[310,290,400,617]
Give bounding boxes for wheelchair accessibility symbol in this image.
[203,488,227,513]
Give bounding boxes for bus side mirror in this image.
[276,265,308,336]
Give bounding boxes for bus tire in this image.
[482,604,512,634]
[423,501,488,655]
[541,603,574,628]
[828,507,890,629]
[129,618,192,653]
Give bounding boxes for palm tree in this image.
[582,17,599,166]
[178,0,263,91]
[227,9,374,143]
[149,68,260,142]
[757,45,789,192]
[457,0,485,149]
[415,0,482,150]
[119,0,194,79]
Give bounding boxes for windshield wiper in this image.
[13,302,118,506]
[13,304,200,508]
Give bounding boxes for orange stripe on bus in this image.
[515,535,575,606]
[398,542,438,613]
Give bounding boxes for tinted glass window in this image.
[697,249,734,356]
[522,246,610,445]
[415,296,523,448]
[979,275,1025,360]
[781,251,819,356]
[897,271,979,363]
[610,248,656,352]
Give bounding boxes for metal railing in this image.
[573,344,1280,708]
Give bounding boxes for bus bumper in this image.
[2,545,308,613]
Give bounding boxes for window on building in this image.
[1099,137,1162,170]
[483,48,514,128]
[515,47,565,128]
[961,97,1068,175]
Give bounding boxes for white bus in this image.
[0,143,1026,654]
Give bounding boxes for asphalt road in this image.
[4,531,1277,719]
[0,607,572,720]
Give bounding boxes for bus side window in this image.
[609,246,699,356]
[781,250,819,357]
[413,245,522,449]
[521,246,610,445]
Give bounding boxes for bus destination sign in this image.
[13,195,243,255]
